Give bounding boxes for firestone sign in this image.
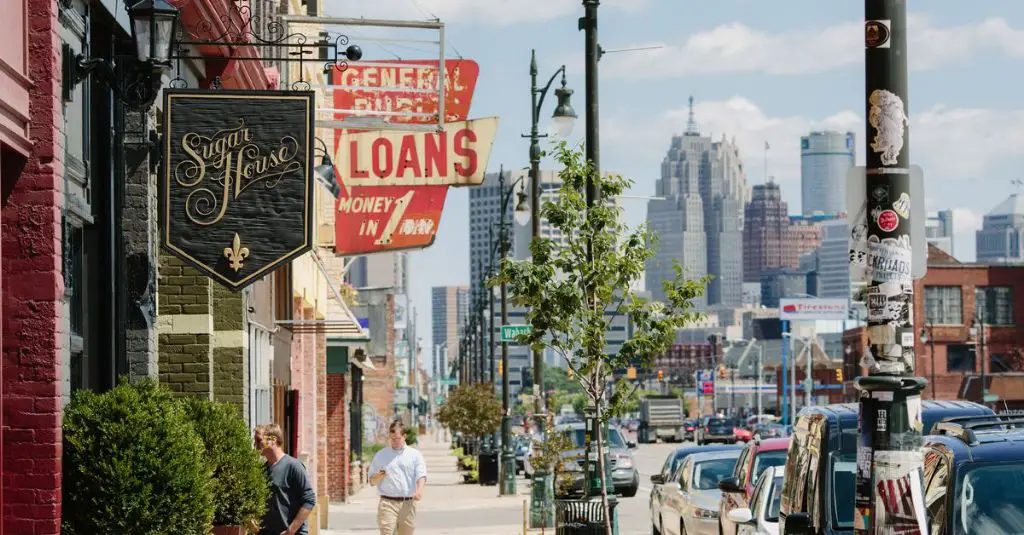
[161,90,315,291]
[779,298,850,321]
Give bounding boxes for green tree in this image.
[437,383,503,439]
[494,143,705,533]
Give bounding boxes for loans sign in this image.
[161,90,314,290]
[331,60,483,255]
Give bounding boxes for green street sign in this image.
[440,378,458,386]
[501,324,531,343]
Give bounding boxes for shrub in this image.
[182,398,270,527]
[405,426,418,446]
[62,380,215,535]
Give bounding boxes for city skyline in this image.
[388,0,1024,366]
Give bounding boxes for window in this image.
[693,458,738,490]
[753,450,788,480]
[975,286,1013,326]
[830,452,857,529]
[735,446,752,484]
[273,264,293,324]
[925,286,963,325]
[946,344,976,373]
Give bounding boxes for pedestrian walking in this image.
[368,420,428,535]
[257,424,317,535]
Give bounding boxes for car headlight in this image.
[613,455,633,469]
[692,508,719,519]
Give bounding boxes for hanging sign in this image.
[331,60,482,255]
[160,90,315,291]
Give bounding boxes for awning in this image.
[169,0,275,90]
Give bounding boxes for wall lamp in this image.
[313,138,341,199]
[62,0,180,108]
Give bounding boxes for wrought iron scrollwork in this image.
[168,1,361,90]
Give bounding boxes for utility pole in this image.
[580,0,600,207]
[856,2,927,534]
[499,206,516,495]
[756,343,763,417]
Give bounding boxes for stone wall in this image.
[157,253,213,398]
[212,284,247,416]
[326,370,349,502]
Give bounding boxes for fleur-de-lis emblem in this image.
[223,233,250,272]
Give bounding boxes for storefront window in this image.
[975,286,1013,326]
[925,286,962,325]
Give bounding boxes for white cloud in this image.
[951,207,984,262]
[327,0,647,26]
[587,15,1024,78]
[606,97,1024,215]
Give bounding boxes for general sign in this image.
[333,118,497,252]
[161,90,314,291]
[779,298,849,321]
[332,60,482,256]
[501,325,532,342]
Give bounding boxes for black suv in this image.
[922,414,1024,534]
[778,401,993,535]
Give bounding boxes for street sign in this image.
[439,378,458,386]
[779,298,849,321]
[501,324,531,342]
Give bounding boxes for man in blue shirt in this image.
[258,424,317,535]
[369,420,428,535]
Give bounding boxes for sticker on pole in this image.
[875,209,899,232]
[865,20,891,48]
[868,238,912,283]
[872,450,928,534]
[847,166,927,282]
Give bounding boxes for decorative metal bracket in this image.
[67,52,167,110]
[168,3,361,90]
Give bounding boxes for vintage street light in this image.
[129,0,180,66]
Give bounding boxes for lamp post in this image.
[971,315,988,404]
[919,324,936,399]
[525,51,576,421]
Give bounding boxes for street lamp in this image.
[919,324,937,399]
[129,0,180,65]
[970,315,989,404]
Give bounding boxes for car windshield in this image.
[693,458,738,490]
[567,428,626,449]
[766,475,784,522]
[752,450,788,479]
[953,462,1024,534]
[830,453,857,529]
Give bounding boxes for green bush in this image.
[405,426,418,446]
[62,380,215,535]
[182,398,269,527]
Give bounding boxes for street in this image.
[324,435,683,535]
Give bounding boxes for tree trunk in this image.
[594,398,612,535]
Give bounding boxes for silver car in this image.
[657,449,741,535]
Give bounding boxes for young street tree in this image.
[494,143,705,533]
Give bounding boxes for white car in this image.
[726,465,784,535]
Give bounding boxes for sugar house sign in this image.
[160,90,315,290]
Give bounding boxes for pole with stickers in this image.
[854,2,928,534]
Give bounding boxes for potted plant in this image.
[62,380,215,535]
[181,398,270,535]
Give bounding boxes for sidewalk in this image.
[324,437,532,535]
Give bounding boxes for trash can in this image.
[554,498,618,535]
[477,450,499,486]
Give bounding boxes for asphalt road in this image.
[616,439,684,535]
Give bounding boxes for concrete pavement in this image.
[322,435,681,535]
[324,436,529,535]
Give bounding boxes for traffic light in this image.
[657,369,664,381]
[836,368,844,382]
[498,361,503,374]
[718,365,727,379]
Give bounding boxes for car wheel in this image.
[622,485,638,498]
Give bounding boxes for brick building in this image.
[843,245,1024,403]
[743,181,822,283]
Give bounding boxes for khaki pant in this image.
[377,497,416,535]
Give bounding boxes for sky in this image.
[326,0,1024,364]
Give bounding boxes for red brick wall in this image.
[1,0,63,532]
[362,295,396,443]
[326,372,348,502]
[315,318,328,501]
[912,264,1024,399]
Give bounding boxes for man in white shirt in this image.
[369,420,428,535]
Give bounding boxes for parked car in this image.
[651,444,743,535]
[719,438,790,535]
[778,400,994,535]
[682,419,699,441]
[696,416,736,445]
[752,423,787,440]
[657,449,742,535]
[544,423,640,498]
[727,465,785,535]
[921,414,1024,533]
[734,420,754,443]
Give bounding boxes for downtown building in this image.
[0,0,386,530]
[431,285,469,376]
[645,98,749,309]
[743,180,822,284]
[976,193,1024,264]
[927,209,955,257]
[800,131,855,216]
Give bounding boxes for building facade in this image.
[799,131,855,216]
[926,209,954,257]
[976,194,1024,264]
[646,97,749,309]
[431,284,468,375]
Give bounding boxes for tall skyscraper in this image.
[431,285,469,375]
[976,194,1024,264]
[743,181,788,282]
[809,218,849,298]
[926,210,954,256]
[800,131,855,215]
[646,97,748,308]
